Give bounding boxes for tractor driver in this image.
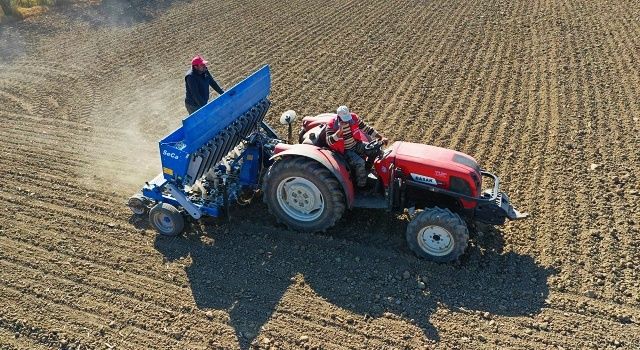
[184,55,225,114]
[326,105,388,188]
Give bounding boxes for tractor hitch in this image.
[474,172,528,225]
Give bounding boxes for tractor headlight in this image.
[450,176,473,197]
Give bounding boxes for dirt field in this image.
[1,0,639,349]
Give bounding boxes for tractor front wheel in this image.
[149,203,185,236]
[264,157,345,232]
[406,207,469,262]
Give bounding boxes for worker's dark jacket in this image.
[184,68,224,111]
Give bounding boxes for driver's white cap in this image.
[337,105,351,122]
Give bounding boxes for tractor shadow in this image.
[154,205,555,349]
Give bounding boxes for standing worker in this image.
[184,55,225,114]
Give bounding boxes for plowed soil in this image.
[1,0,639,349]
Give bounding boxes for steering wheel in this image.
[363,139,384,158]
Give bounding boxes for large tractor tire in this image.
[406,207,469,262]
[149,203,185,236]
[263,157,346,232]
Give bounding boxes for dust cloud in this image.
[80,80,184,194]
[0,27,26,63]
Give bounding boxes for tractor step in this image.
[353,192,387,209]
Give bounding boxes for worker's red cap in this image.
[191,55,208,66]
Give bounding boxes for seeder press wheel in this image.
[128,194,147,215]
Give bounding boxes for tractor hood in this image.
[393,142,481,175]
[384,141,483,209]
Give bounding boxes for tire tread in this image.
[405,207,469,262]
[263,156,345,232]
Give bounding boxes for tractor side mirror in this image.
[280,110,297,144]
[279,110,297,125]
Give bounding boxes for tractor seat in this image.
[300,124,328,148]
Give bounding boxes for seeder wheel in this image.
[149,203,185,236]
[128,194,147,215]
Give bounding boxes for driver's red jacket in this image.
[326,113,380,154]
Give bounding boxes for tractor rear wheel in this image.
[406,207,469,262]
[149,203,185,236]
[264,157,345,232]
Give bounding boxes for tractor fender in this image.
[270,144,355,208]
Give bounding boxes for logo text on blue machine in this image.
[162,150,179,160]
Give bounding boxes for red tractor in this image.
[132,66,526,263]
[263,111,528,262]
